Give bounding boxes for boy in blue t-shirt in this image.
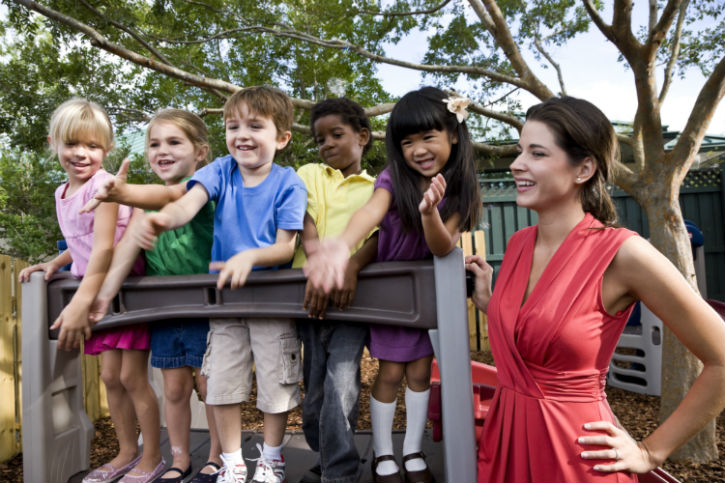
[133,86,307,483]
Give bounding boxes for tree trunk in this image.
[639,185,718,462]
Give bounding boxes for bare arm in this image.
[50,201,122,350]
[304,187,391,292]
[133,183,209,250]
[419,174,461,256]
[209,228,298,290]
[17,249,72,283]
[89,209,145,323]
[80,159,187,212]
[339,188,391,250]
[331,231,379,310]
[580,236,725,473]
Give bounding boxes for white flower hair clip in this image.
[444,95,471,123]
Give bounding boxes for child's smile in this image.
[400,129,456,178]
[225,103,290,184]
[148,121,200,185]
[56,136,106,191]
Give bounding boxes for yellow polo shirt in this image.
[292,163,376,268]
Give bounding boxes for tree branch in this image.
[670,53,725,169]
[357,0,453,17]
[648,0,658,32]
[610,157,636,193]
[78,0,172,65]
[611,0,634,41]
[483,86,520,107]
[199,23,532,89]
[106,106,152,123]
[476,0,555,100]
[659,0,689,104]
[533,35,567,95]
[466,0,495,31]
[582,0,615,43]
[649,0,682,46]
[9,0,318,110]
[469,103,523,130]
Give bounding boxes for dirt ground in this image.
[1,350,722,482]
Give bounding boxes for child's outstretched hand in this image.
[419,173,447,215]
[50,300,92,351]
[210,251,255,290]
[79,158,131,213]
[465,254,493,313]
[132,212,170,250]
[303,238,349,294]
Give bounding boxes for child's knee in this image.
[405,360,433,389]
[101,368,122,390]
[376,363,405,387]
[165,380,192,403]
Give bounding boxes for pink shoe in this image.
[82,455,142,483]
[118,459,167,483]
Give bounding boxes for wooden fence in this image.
[480,165,725,302]
[0,235,488,464]
[1,255,25,462]
[0,254,109,464]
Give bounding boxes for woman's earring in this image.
[576,177,582,183]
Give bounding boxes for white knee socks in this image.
[403,387,430,472]
[370,395,399,476]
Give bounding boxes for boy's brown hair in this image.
[223,86,294,139]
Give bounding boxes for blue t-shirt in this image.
[188,155,307,269]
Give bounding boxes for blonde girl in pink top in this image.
[18,98,165,483]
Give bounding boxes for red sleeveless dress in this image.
[478,213,638,482]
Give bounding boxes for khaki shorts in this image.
[201,317,301,413]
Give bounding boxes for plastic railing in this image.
[21,249,476,483]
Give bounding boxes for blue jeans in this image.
[299,321,368,483]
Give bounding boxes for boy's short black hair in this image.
[310,98,373,154]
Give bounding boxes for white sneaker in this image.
[219,453,248,483]
[250,444,286,483]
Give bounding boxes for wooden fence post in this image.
[0,255,27,462]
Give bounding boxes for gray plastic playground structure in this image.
[21,249,476,483]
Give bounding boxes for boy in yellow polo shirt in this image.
[293,98,378,483]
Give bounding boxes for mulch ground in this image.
[1,350,722,482]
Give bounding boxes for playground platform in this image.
[67,429,445,483]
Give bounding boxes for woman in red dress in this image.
[466,96,725,482]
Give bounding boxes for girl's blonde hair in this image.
[48,98,114,152]
[147,109,212,166]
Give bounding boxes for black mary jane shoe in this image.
[155,465,192,483]
[190,462,222,483]
[372,454,403,483]
[402,452,435,483]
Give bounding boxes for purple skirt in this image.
[369,325,434,362]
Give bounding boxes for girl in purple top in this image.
[305,87,481,483]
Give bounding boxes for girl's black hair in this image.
[386,86,481,233]
[310,97,373,154]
